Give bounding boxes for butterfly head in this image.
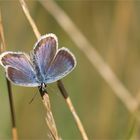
[41,83,46,89]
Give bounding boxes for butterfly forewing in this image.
[45,48,76,83]
[33,34,57,81]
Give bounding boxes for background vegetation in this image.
[0,0,140,139]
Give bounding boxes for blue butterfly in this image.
[0,33,76,88]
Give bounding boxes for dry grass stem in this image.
[39,0,139,114]
[42,93,60,140]
[66,97,88,140]
[12,128,18,140]
[57,80,89,140]
[0,11,18,140]
[96,1,134,136]
[19,0,89,139]
[19,0,40,39]
[0,12,5,52]
[19,0,60,139]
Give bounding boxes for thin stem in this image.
[126,117,137,140]
[19,0,40,39]
[19,1,88,139]
[66,97,88,140]
[0,11,18,140]
[57,80,68,99]
[12,128,18,140]
[0,12,5,53]
[57,80,88,140]
[6,79,16,128]
[19,1,60,139]
[38,87,60,140]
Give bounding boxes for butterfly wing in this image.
[45,48,76,83]
[6,66,38,87]
[0,52,39,87]
[33,33,57,80]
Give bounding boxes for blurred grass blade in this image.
[39,0,139,114]
[0,11,18,140]
[126,117,137,140]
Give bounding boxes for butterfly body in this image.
[38,83,47,97]
[0,33,76,87]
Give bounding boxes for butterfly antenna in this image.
[29,92,38,104]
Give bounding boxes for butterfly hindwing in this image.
[6,66,39,87]
[45,48,76,83]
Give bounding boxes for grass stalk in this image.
[19,0,89,139]
[19,0,60,139]
[0,11,18,140]
[57,80,88,140]
[18,0,40,39]
[126,117,138,140]
[39,87,60,140]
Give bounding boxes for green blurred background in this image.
[0,0,140,139]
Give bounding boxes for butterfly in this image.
[0,33,76,90]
